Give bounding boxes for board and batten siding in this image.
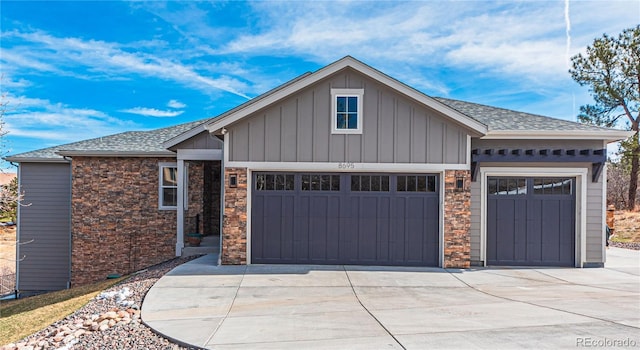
[469,139,606,265]
[169,131,223,151]
[17,162,72,291]
[228,68,469,165]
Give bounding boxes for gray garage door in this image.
[487,177,575,266]
[251,173,439,266]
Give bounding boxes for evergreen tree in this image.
[570,26,640,210]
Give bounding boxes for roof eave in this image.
[55,150,177,157]
[3,156,69,163]
[482,130,635,142]
[205,56,488,136]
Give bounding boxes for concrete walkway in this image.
[142,248,640,349]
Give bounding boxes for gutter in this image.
[482,130,635,143]
[55,150,177,157]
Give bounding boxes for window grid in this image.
[159,164,178,209]
[533,178,572,195]
[488,178,527,196]
[351,175,390,192]
[397,175,437,192]
[256,173,295,191]
[301,174,340,191]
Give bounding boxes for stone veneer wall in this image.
[71,157,177,286]
[184,161,222,238]
[443,169,471,268]
[185,161,204,235]
[221,167,247,264]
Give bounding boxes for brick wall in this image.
[221,167,247,264]
[71,157,177,286]
[443,170,471,268]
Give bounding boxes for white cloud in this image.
[167,99,186,109]
[2,30,251,99]
[215,1,639,85]
[3,93,138,143]
[120,107,184,118]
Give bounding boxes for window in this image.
[397,175,437,192]
[331,88,364,134]
[533,178,572,195]
[351,175,389,192]
[256,173,295,191]
[488,178,526,195]
[301,174,340,191]
[159,163,178,209]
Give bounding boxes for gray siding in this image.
[18,162,71,291]
[469,139,606,265]
[228,68,469,164]
[170,131,223,151]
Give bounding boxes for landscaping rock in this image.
[5,255,202,350]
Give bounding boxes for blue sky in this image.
[1,1,639,169]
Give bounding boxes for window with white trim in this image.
[159,163,178,209]
[331,88,363,134]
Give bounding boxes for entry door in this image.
[486,177,575,266]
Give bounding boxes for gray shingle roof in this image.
[6,119,208,161]
[7,95,625,162]
[434,97,614,132]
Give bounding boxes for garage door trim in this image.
[479,167,588,267]
[245,169,446,266]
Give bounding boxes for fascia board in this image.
[3,157,69,163]
[206,56,488,136]
[55,150,176,157]
[482,130,635,142]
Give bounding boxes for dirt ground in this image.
[613,210,640,243]
[0,226,16,272]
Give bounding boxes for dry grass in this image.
[0,276,125,345]
[0,226,16,271]
[0,226,16,296]
[613,210,640,243]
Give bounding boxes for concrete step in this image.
[182,246,219,257]
[182,235,219,257]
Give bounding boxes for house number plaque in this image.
[337,162,355,169]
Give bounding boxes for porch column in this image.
[176,158,185,256]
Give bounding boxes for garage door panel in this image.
[309,197,328,261]
[252,172,439,266]
[357,198,379,262]
[495,199,516,262]
[486,197,498,263]
[487,177,575,266]
[513,200,527,262]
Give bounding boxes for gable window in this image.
[159,163,178,209]
[331,88,364,134]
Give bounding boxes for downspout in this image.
[15,163,21,295]
[219,129,228,265]
[65,156,72,289]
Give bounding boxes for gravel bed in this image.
[610,241,640,250]
[4,256,203,350]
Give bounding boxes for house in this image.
[6,56,632,293]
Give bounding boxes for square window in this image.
[331,89,363,134]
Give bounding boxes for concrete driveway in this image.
[142,248,640,349]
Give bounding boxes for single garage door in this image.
[487,177,575,266]
[251,172,439,266]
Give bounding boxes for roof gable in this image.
[198,56,488,139]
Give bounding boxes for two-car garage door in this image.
[251,172,439,266]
